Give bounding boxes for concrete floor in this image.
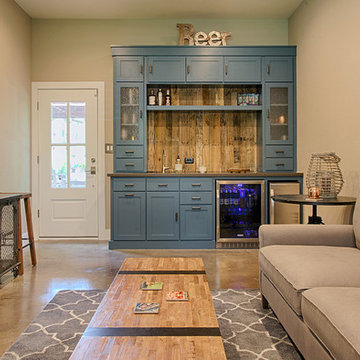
[0,241,259,356]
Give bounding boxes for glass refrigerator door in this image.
[218,182,264,240]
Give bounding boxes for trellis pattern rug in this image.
[1,289,301,360]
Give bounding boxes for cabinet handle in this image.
[187,64,190,74]
[149,64,152,73]
[192,183,201,186]
[175,212,178,222]
[192,197,201,200]
[275,150,285,154]
[125,193,134,197]
[267,64,270,74]
[125,163,135,166]
[275,163,285,167]
[140,64,143,74]
[125,150,135,154]
[158,183,168,187]
[267,109,270,119]
[140,110,143,118]
[192,206,201,210]
[225,64,228,75]
[124,183,134,187]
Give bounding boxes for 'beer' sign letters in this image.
[177,24,231,46]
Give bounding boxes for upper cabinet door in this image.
[265,83,294,145]
[224,57,262,82]
[114,57,144,82]
[147,57,185,83]
[114,83,144,145]
[186,57,223,83]
[264,57,294,82]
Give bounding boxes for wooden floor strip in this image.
[118,270,207,275]
[83,327,221,337]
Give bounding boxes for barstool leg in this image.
[17,199,24,275]
[24,197,36,266]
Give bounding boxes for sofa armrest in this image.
[259,224,356,248]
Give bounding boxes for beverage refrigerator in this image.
[269,182,301,224]
[216,180,265,245]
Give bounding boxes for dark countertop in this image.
[108,172,303,178]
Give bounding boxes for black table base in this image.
[308,205,324,224]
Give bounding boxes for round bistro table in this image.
[271,194,357,224]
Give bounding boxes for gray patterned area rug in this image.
[1,289,301,360]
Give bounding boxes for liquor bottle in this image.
[157,88,163,106]
[148,90,156,106]
[165,89,171,106]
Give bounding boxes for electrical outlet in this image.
[184,157,194,164]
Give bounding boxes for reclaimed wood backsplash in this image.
[147,111,260,173]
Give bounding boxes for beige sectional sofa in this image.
[259,200,360,360]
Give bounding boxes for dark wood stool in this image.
[1,193,37,275]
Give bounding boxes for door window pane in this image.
[51,146,68,188]
[51,103,67,144]
[70,146,86,188]
[70,102,86,144]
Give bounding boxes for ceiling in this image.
[14,0,303,20]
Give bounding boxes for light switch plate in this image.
[105,144,113,154]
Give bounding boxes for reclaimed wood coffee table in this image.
[70,257,226,359]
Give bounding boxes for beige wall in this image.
[31,18,288,229]
[0,0,31,192]
[289,0,360,223]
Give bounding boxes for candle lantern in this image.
[306,152,344,199]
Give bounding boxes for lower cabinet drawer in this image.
[147,178,179,191]
[264,158,294,171]
[112,178,145,192]
[180,178,213,191]
[180,205,213,241]
[115,158,144,172]
[180,191,213,205]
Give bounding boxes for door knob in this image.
[91,158,96,163]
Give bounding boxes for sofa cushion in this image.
[353,197,360,249]
[259,245,360,315]
[302,287,360,360]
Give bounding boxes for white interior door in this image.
[38,89,98,237]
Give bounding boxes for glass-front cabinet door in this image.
[114,83,144,145]
[265,83,294,145]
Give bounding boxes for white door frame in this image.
[32,82,107,240]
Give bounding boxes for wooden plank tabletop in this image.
[70,258,226,360]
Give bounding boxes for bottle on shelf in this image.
[157,88,163,106]
[165,89,171,106]
[148,89,156,106]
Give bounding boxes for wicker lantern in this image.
[306,152,344,199]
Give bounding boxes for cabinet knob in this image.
[192,197,201,200]
[225,64,228,75]
[191,183,201,186]
[124,193,135,197]
[275,163,285,167]
[175,212,178,222]
[140,64,143,74]
[267,64,270,74]
[124,183,134,187]
[125,163,135,166]
[125,150,135,154]
[149,64,152,74]
[267,109,270,119]
[192,207,201,210]
[275,150,285,154]
[187,64,190,74]
[158,184,168,187]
